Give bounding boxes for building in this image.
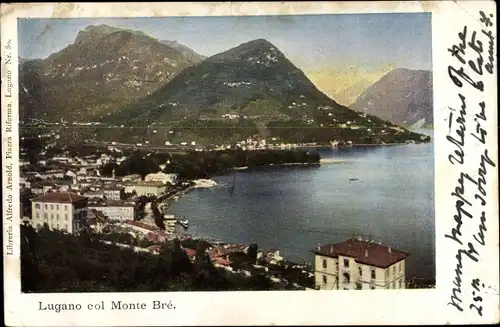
[102,185,124,201]
[88,201,135,221]
[265,249,283,263]
[145,172,178,185]
[122,174,142,182]
[313,238,409,290]
[133,181,167,197]
[30,192,88,234]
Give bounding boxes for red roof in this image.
[32,192,87,204]
[184,248,197,258]
[314,238,409,269]
[214,257,231,266]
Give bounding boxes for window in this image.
[399,279,403,288]
[358,267,363,276]
[56,204,59,210]
[65,214,68,220]
[393,266,396,275]
[322,275,327,285]
[35,203,41,209]
[343,259,349,267]
[343,272,350,284]
[399,263,402,272]
[65,205,68,211]
[57,214,59,220]
[43,213,48,219]
[322,259,327,269]
[36,213,40,219]
[51,214,54,220]
[50,204,54,210]
[356,282,362,290]
[44,204,48,209]
[371,269,376,279]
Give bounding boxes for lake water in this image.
[168,132,435,280]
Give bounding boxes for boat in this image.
[177,219,189,229]
[349,178,358,181]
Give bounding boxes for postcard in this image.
[1,1,498,326]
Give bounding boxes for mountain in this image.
[160,40,206,63]
[113,38,360,123]
[350,68,433,128]
[19,24,204,121]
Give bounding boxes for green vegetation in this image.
[21,225,287,292]
[100,149,320,181]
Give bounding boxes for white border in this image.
[2,1,498,326]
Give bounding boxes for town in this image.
[18,129,434,292]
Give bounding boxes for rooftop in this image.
[313,238,409,269]
[88,200,135,207]
[31,192,87,204]
[135,181,166,186]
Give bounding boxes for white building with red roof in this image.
[313,237,409,290]
[30,191,88,234]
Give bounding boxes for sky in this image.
[18,13,432,105]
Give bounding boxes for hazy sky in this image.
[18,13,431,71]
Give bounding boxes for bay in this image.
[168,132,435,280]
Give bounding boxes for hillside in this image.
[350,68,433,128]
[160,40,206,63]
[19,24,204,121]
[112,38,360,124]
[104,39,429,145]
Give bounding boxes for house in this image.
[133,181,167,197]
[146,232,167,243]
[313,238,409,290]
[265,249,283,264]
[30,192,88,234]
[88,200,135,221]
[41,170,66,179]
[82,190,105,199]
[65,170,77,179]
[145,172,178,185]
[30,182,46,195]
[102,185,124,201]
[121,174,142,182]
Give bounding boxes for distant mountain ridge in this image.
[113,38,360,123]
[350,68,433,127]
[19,24,204,121]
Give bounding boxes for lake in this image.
[168,133,435,281]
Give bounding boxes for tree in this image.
[247,243,258,264]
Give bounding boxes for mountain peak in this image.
[350,67,433,126]
[207,38,282,65]
[239,38,277,50]
[75,24,148,44]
